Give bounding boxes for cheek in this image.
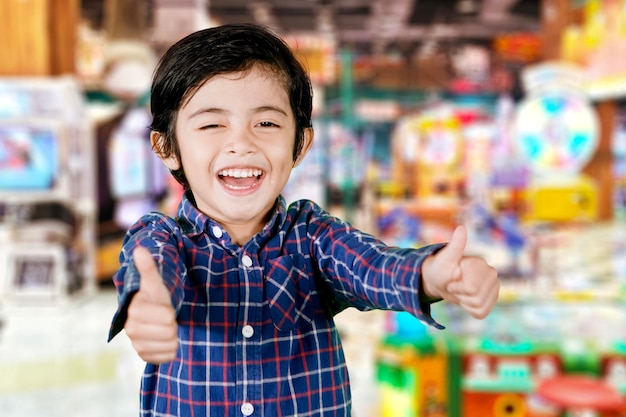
[177,145,215,178]
[270,147,296,169]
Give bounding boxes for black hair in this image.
[150,23,314,188]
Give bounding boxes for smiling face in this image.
[154,65,313,244]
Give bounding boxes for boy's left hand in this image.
[421,225,499,319]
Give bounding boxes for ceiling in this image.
[80,0,542,58]
[207,0,542,57]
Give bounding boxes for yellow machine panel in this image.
[523,176,597,222]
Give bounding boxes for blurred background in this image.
[1,0,626,416]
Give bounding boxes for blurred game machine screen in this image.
[0,123,67,199]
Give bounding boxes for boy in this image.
[108,23,499,416]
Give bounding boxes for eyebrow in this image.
[254,105,288,116]
[187,107,227,119]
[187,105,288,119]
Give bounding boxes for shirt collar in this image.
[262,195,288,238]
[176,191,210,236]
[176,191,289,244]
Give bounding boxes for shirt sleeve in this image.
[309,211,446,329]
[108,212,186,341]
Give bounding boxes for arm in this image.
[108,213,186,363]
[309,213,446,326]
[311,214,499,324]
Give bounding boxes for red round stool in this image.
[535,375,624,415]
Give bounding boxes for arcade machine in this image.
[513,62,599,224]
[375,321,451,417]
[466,62,600,288]
[458,295,582,417]
[392,104,464,203]
[510,62,602,299]
[459,294,626,417]
[380,104,465,244]
[0,76,96,304]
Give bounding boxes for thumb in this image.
[436,225,467,268]
[133,246,171,305]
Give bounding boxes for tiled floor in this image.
[2,220,626,417]
[0,287,386,417]
[0,291,144,417]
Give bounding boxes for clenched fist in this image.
[422,225,499,319]
[125,246,179,363]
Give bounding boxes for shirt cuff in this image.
[416,242,447,330]
[417,290,445,330]
[107,264,141,342]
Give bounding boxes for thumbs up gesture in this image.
[125,246,179,364]
[422,225,499,319]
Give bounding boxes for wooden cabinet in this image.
[0,0,78,76]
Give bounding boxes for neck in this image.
[226,223,260,246]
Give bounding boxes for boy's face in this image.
[156,66,312,241]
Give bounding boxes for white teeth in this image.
[219,169,262,178]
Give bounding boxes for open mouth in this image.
[218,168,264,190]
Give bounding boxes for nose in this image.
[225,126,257,155]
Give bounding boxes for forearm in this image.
[310,217,445,326]
[109,214,186,341]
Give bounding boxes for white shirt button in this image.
[241,402,254,416]
[212,225,223,238]
[242,255,253,267]
[242,325,254,338]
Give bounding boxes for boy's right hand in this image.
[125,246,179,364]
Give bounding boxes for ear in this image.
[293,128,314,168]
[150,131,180,171]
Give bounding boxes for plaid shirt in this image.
[109,193,444,416]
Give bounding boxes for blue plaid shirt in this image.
[109,193,444,416]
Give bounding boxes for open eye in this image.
[257,121,279,128]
